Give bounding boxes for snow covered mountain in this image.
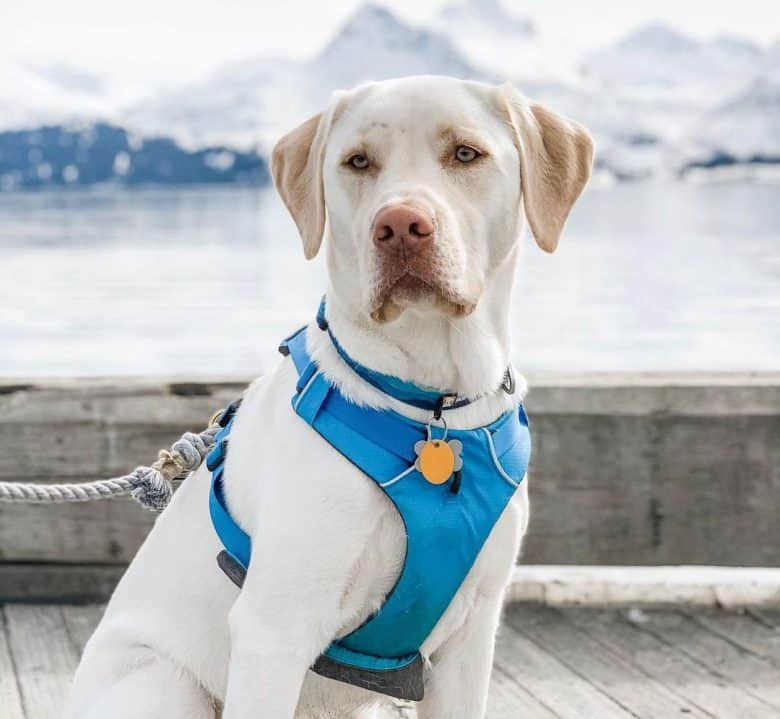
[681,59,780,170]
[127,4,488,151]
[2,4,778,185]
[434,0,581,84]
[582,23,764,105]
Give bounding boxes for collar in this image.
[316,298,513,416]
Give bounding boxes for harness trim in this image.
[380,465,416,489]
[482,427,520,488]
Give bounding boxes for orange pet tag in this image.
[415,429,463,485]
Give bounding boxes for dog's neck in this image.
[324,251,519,401]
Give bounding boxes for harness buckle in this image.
[434,394,458,420]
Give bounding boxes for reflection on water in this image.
[0,182,778,376]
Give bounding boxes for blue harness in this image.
[207,306,531,701]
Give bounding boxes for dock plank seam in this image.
[506,605,714,719]
[490,663,565,719]
[1,606,29,719]
[558,609,730,718]
[618,611,780,713]
[682,609,780,668]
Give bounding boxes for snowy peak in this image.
[319,4,415,51]
[311,3,482,91]
[438,0,535,36]
[615,22,698,53]
[710,35,762,60]
[582,22,766,104]
[433,0,572,83]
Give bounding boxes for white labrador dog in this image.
[67,76,592,719]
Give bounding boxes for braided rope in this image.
[0,424,221,512]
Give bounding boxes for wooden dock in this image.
[3,602,779,718]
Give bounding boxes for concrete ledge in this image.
[0,563,127,603]
[1,374,779,566]
[5,563,780,607]
[509,565,780,608]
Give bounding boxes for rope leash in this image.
[0,425,221,512]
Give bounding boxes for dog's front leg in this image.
[221,554,349,719]
[416,595,505,719]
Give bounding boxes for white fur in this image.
[66,76,588,719]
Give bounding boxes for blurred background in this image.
[1,0,778,376]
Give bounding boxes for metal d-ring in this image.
[426,415,448,443]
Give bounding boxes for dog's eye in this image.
[347,154,370,170]
[455,145,480,163]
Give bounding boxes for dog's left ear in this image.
[271,111,331,260]
[501,85,594,253]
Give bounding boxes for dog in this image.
[66,75,592,719]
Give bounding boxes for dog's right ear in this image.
[500,85,594,253]
[271,112,330,260]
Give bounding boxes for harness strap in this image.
[209,322,530,703]
[281,327,523,467]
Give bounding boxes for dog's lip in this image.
[392,274,433,294]
[370,272,478,322]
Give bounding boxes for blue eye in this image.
[455,146,479,163]
[348,154,370,169]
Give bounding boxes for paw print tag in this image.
[414,418,463,485]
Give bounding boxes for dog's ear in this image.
[271,112,330,259]
[501,85,594,253]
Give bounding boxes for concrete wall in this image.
[0,374,778,599]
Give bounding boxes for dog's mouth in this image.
[370,273,477,324]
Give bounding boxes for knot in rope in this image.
[0,414,227,512]
[172,427,220,472]
[129,465,173,512]
[130,425,221,511]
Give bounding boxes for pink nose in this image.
[372,203,434,253]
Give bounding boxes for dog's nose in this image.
[372,203,434,253]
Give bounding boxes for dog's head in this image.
[272,76,593,324]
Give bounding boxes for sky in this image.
[4,0,778,92]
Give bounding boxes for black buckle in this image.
[433,394,459,420]
[218,399,243,427]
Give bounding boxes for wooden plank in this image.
[564,607,779,718]
[493,622,632,718]
[636,609,780,710]
[506,604,709,718]
[686,609,780,667]
[0,607,26,719]
[488,665,560,719]
[62,605,105,656]
[4,605,80,719]
[749,609,780,630]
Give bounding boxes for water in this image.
[0,182,778,377]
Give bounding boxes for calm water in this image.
[0,182,778,376]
